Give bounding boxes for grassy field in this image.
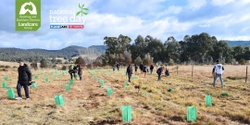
[0,63,250,125]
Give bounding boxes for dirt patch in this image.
[89,119,122,125]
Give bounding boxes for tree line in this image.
[99,32,250,66]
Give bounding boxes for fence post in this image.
[246,65,248,83]
[177,65,178,75]
[192,65,194,77]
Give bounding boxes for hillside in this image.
[0,45,107,62]
[226,40,250,47]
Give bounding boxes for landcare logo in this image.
[50,3,89,29]
[16,0,41,31]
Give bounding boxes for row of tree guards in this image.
[2,70,68,99]
[0,68,238,122]
[88,69,220,122]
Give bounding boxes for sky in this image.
[0,0,250,50]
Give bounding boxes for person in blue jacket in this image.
[156,66,164,81]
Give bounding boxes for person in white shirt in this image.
[212,60,224,87]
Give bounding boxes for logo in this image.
[16,0,41,31]
[49,3,88,30]
[19,1,37,15]
[76,3,88,16]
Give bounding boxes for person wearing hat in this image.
[212,60,224,87]
[16,60,32,100]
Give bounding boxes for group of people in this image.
[14,61,83,100]
[14,59,224,100]
[126,64,170,82]
[112,63,121,71]
[68,64,83,80]
[126,60,225,87]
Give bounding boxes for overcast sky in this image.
[0,0,250,50]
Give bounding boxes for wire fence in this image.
[167,65,249,83]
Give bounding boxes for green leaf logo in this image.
[76,3,89,16]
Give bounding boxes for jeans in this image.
[158,74,161,81]
[128,75,131,82]
[78,73,82,80]
[16,83,29,98]
[213,74,224,87]
[69,73,76,79]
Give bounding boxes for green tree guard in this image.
[205,94,212,106]
[7,88,15,99]
[54,94,64,106]
[45,78,49,83]
[124,82,128,87]
[2,82,7,88]
[187,106,196,121]
[34,75,38,80]
[70,79,74,84]
[107,88,113,96]
[66,84,71,92]
[122,105,132,122]
[167,88,174,92]
[133,76,136,80]
[75,74,79,78]
[32,83,37,89]
[97,78,100,83]
[101,80,105,87]
[4,76,8,81]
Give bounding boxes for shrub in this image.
[52,64,57,69]
[40,58,48,68]
[169,58,175,65]
[5,65,10,68]
[239,59,246,65]
[30,62,38,70]
[61,66,67,70]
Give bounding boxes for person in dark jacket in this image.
[116,63,120,71]
[134,64,138,74]
[143,65,147,78]
[126,64,133,82]
[150,64,154,74]
[139,64,143,74]
[77,64,82,80]
[165,68,170,76]
[16,60,32,100]
[157,66,164,81]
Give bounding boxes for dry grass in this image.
[0,62,250,125]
